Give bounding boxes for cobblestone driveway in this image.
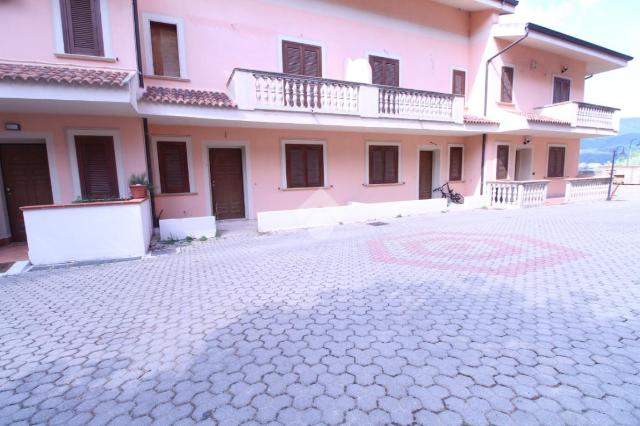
[1,200,640,425]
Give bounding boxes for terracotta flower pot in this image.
[130,184,148,199]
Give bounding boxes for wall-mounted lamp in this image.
[4,123,21,131]
[561,66,569,74]
[530,60,538,70]
[523,136,531,145]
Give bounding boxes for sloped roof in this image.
[0,62,133,87]
[141,86,236,108]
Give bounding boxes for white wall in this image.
[257,198,447,232]
[24,199,152,265]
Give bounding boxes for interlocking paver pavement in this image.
[1,199,640,425]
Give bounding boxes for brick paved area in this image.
[1,199,640,425]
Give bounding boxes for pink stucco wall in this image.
[149,125,484,220]
[0,0,137,71]
[0,113,145,203]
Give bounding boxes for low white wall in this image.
[23,199,152,265]
[257,198,447,232]
[159,216,217,240]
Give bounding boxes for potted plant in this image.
[129,173,149,199]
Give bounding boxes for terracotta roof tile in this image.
[464,115,499,125]
[0,62,132,87]
[521,112,571,125]
[141,86,236,108]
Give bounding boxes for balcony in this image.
[534,101,619,131]
[228,69,464,124]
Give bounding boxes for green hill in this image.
[580,118,640,164]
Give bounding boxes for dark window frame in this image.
[552,76,571,104]
[547,146,566,178]
[369,55,400,87]
[496,144,510,180]
[149,20,181,78]
[157,141,191,194]
[500,66,515,103]
[449,146,464,182]
[59,0,104,57]
[74,135,119,200]
[368,144,399,185]
[452,69,466,96]
[284,143,325,188]
[282,40,322,77]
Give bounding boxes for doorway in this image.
[515,148,533,181]
[419,150,439,200]
[0,144,54,242]
[209,148,246,219]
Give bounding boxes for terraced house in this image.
[0,0,633,265]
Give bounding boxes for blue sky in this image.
[507,0,639,117]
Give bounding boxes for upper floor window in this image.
[60,0,104,56]
[282,41,322,77]
[547,146,566,178]
[500,66,514,103]
[143,14,187,78]
[553,77,571,103]
[449,146,464,182]
[369,144,399,184]
[369,55,399,87]
[284,143,325,188]
[150,22,180,77]
[452,69,466,96]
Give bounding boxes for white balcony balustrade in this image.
[227,69,464,123]
[487,180,549,208]
[534,101,619,131]
[565,177,610,202]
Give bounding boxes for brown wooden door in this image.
[419,151,433,200]
[0,144,53,242]
[209,148,245,220]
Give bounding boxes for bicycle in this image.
[433,182,465,204]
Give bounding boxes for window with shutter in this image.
[449,146,464,181]
[285,144,324,188]
[496,145,509,180]
[369,56,400,87]
[547,146,566,178]
[150,22,180,77]
[553,77,571,103]
[60,0,104,56]
[157,141,190,193]
[368,145,399,184]
[282,41,322,77]
[452,70,466,96]
[75,135,119,199]
[500,66,514,103]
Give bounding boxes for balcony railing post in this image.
[359,85,379,118]
[452,95,464,124]
[228,70,257,111]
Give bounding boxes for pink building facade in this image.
[0,0,632,259]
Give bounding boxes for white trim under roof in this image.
[493,22,631,75]
[432,0,516,13]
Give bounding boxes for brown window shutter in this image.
[150,22,180,77]
[547,147,565,178]
[75,135,119,199]
[285,144,324,188]
[500,66,514,103]
[157,141,190,193]
[60,0,104,56]
[282,41,321,77]
[452,70,466,96]
[369,145,398,184]
[553,77,570,103]
[369,56,399,87]
[496,145,509,179]
[449,147,463,181]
